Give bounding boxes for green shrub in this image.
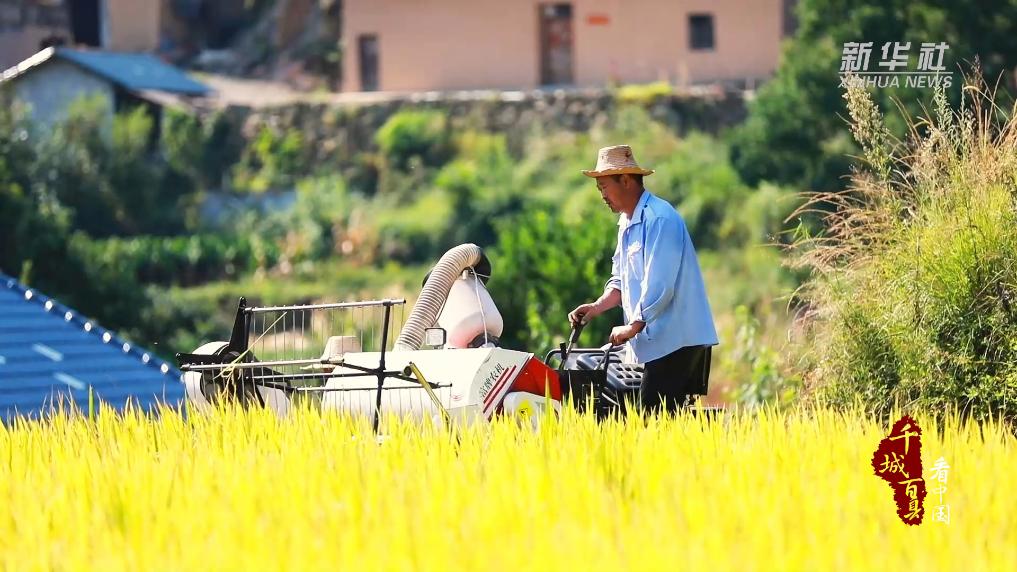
[24,96,188,236]
[373,189,454,262]
[434,132,522,247]
[240,174,356,266]
[487,204,621,352]
[71,234,281,287]
[375,110,451,171]
[0,92,44,276]
[793,80,1017,422]
[639,132,802,250]
[726,305,801,407]
[163,109,244,191]
[232,125,309,193]
[654,133,749,249]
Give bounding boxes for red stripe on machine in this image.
[482,365,518,415]
[482,366,513,410]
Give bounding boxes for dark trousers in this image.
[639,345,712,414]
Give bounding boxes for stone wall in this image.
[227,88,749,167]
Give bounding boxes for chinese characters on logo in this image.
[840,42,952,88]
[927,457,951,524]
[871,415,926,525]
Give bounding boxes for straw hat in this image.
[582,145,655,178]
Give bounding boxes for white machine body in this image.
[321,347,531,424]
[435,271,503,348]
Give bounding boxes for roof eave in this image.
[0,46,59,85]
[1,48,212,98]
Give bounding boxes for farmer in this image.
[568,145,718,414]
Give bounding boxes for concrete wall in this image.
[0,0,161,70]
[11,60,114,129]
[0,1,70,70]
[105,0,161,52]
[342,0,784,92]
[0,25,63,70]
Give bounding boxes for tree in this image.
[487,204,622,353]
[731,0,1017,192]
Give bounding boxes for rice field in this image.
[0,404,1012,571]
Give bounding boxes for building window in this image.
[688,14,714,51]
[358,34,379,91]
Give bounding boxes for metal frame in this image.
[177,297,449,432]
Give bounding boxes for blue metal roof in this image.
[55,48,210,95]
[0,273,185,423]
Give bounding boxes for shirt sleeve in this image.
[605,238,622,293]
[631,216,684,326]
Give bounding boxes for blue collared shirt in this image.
[607,190,719,363]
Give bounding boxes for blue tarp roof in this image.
[1,47,210,96]
[56,48,210,95]
[0,273,185,423]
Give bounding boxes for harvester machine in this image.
[176,244,678,428]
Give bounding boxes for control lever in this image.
[558,320,586,369]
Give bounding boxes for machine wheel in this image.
[182,341,263,409]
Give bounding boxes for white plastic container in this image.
[436,270,503,348]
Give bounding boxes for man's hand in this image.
[609,321,645,346]
[568,303,600,328]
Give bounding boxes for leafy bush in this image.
[654,133,752,249]
[375,110,451,171]
[729,35,854,192]
[434,132,523,247]
[1,95,154,333]
[232,125,309,193]
[0,93,46,277]
[22,96,191,236]
[372,189,453,263]
[133,260,429,358]
[725,305,801,407]
[163,109,244,191]
[71,234,281,287]
[793,80,1017,422]
[239,174,357,268]
[487,204,621,353]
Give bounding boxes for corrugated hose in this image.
[393,243,486,351]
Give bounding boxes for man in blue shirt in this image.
[568,145,719,414]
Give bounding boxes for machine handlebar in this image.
[544,320,622,371]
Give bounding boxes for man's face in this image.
[596,175,626,213]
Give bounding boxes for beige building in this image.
[342,0,792,93]
[0,0,161,71]
[105,0,162,52]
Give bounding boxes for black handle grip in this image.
[561,321,586,368]
[568,322,584,345]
